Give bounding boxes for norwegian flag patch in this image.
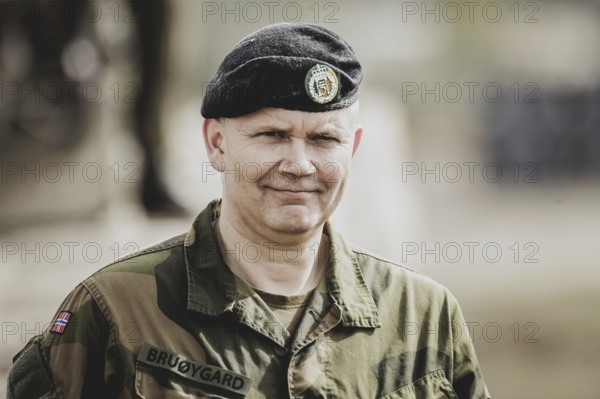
[50,311,72,335]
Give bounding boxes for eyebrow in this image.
[309,125,349,137]
[242,123,292,135]
[241,121,348,138]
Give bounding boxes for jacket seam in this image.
[352,247,423,275]
[109,235,185,265]
[88,235,185,278]
[79,279,121,382]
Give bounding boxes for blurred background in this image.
[1,0,600,397]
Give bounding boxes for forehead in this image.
[227,107,356,133]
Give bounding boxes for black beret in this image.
[201,22,362,118]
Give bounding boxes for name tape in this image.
[137,343,252,395]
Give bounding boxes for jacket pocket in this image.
[8,336,55,399]
[379,370,459,399]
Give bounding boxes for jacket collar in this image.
[184,199,380,328]
[323,223,381,328]
[184,199,237,315]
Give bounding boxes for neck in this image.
[214,216,329,296]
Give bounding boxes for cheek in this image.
[317,152,352,184]
[319,162,343,184]
[228,143,279,166]
[238,162,269,183]
[222,148,277,185]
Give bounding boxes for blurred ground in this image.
[2,1,600,398]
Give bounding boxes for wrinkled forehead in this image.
[221,103,360,133]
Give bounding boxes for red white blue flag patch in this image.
[50,311,72,335]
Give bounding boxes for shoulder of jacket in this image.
[351,245,456,303]
[85,232,187,279]
[352,245,421,275]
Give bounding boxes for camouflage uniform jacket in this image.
[8,199,491,398]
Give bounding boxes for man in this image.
[8,23,491,398]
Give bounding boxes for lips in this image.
[265,186,320,200]
[267,187,318,193]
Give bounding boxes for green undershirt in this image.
[254,288,314,336]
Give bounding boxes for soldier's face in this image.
[203,105,362,240]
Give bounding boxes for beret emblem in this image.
[304,64,339,104]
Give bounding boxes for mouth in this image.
[266,187,318,197]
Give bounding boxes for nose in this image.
[277,139,317,178]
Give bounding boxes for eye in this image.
[259,131,286,138]
[312,134,338,142]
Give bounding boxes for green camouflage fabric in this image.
[8,199,491,398]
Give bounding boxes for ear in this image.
[351,125,363,157]
[202,118,225,172]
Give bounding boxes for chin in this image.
[265,210,321,235]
